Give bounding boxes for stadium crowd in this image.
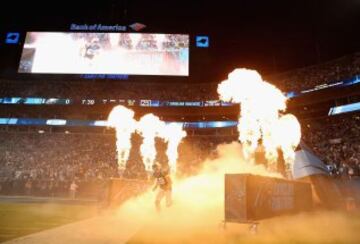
[302,114,360,179]
[0,110,359,199]
[1,52,360,101]
[266,52,360,92]
[0,130,235,198]
[1,52,360,198]
[0,80,218,101]
[0,133,117,198]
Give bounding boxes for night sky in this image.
[1,0,360,81]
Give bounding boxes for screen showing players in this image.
[18,32,189,76]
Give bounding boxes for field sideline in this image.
[1,196,360,243]
[127,210,360,243]
[0,197,98,242]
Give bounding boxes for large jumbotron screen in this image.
[18,32,189,76]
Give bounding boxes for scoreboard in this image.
[18,32,189,76]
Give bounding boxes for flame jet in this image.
[107,105,137,172]
[217,68,301,176]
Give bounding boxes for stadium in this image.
[0,1,360,243]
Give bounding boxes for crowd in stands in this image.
[0,133,117,199]
[1,52,360,199]
[0,80,219,101]
[0,129,235,198]
[302,113,360,179]
[266,52,360,92]
[0,111,359,198]
[2,52,360,101]
[0,124,359,198]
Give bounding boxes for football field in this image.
[1,196,360,243]
[0,198,97,242]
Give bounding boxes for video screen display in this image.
[18,32,189,76]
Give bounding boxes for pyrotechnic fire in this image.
[107,105,137,171]
[136,114,166,172]
[161,123,187,173]
[217,68,301,176]
[108,106,186,174]
[273,114,301,166]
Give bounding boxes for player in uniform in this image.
[152,163,172,212]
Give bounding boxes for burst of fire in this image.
[161,123,187,173]
[107,105,137,171]
[108,107,186,174]
[136,114,165,172]
[273,114,301,165]
[217,68,301,176]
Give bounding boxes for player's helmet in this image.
[152,163,162,177]
[152,162,161,171]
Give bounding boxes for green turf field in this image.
[0,202,97,242]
